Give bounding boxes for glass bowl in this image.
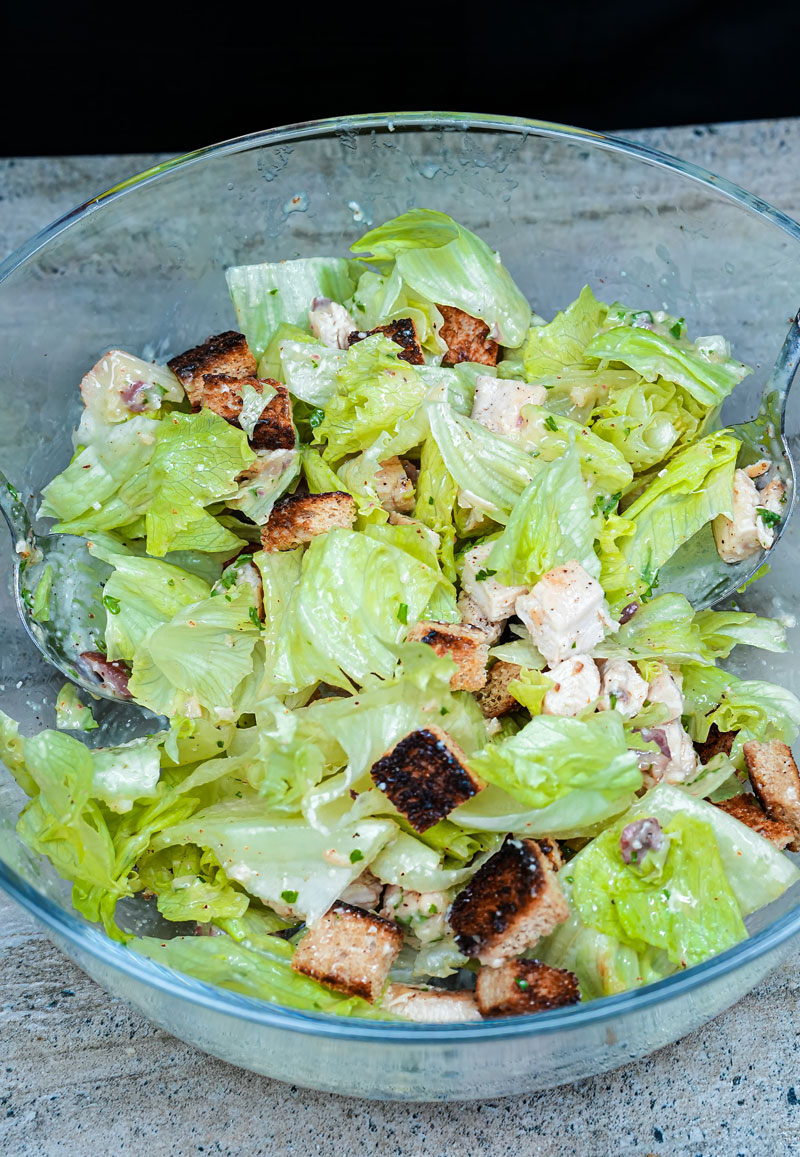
[2,112,800,1102]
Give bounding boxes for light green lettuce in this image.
[55,683,98,731]
[522,285,607,378]
[136,844,249,923]
[589,378,709,472]
[681,662,800,756]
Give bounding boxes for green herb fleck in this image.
[6,481,19,501]
[544,415,559,431]
[397,603,408,624]
[757,507,781,529]
[669,318,685,339]
[167,578,175,587]
[592,491,621,519]
[354,299,366,313]
[249,607,261,629]
[281,889,299,904]
[309,408,325,429]
[609,692,617,710]
[428,496,435,505]
[515,977,529,991]
[439,706,449,716]
[428,903,438,914]
[565,875,574,884]
[475,568,497,582]
[31,566,54,623]
[103,594,121,615]
[269,287,279,296]
[216,740,225,749]
[349,849,364,864]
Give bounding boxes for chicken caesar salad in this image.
[3,208,800,1022]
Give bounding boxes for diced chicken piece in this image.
[457,592,506,645]
[237,446,297,485]
[461,541,529,622]
[373,456,415,514]
[474,661,522,718]
[694,724,736,764]
[348,317,425,365]
[438,304,498,366]
[382,984,481,1023]
[714,794,795,850]
[514,561,615,665]
[201,375,295,450]
[380,885,451,945]
[745,459,770,480]
[338,869,384,909]
[448,837,569,967]
[636,720,697,786]
[597,658,648,718]
[291,902,402,1002]
[168,330,257,407]
[370,726,484,833]
[475,959,580,1018]
[470,374,547,439]
[542,654,600,717]
[647,666,683,722]
[260,491,356,552]
[406,620,489,692]
[308,296,357,350]
[744,739,800,852]
[713,467,785,564]
[212,554,264,620]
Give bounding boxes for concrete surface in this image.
[2,120,800,1155]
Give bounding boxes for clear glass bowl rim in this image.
[2,109,800,1044]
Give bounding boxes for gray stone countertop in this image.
[2,119,800,1156]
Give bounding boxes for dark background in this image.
[5,2,799,156]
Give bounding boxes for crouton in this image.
[437,305,499,367]
[457,592,505,645]
[406,620,489,691]
[474,661,522,718]
[201,375,295,451]
[744,739,800,851]
[291,902,402,1002]
[714,794,795,850]
[168,331,257,407]
[260,491,357,552]
[695,724,736,764]
[369,725,484,833]
[448,837,569,966]
[475,959,580,1018]
[382,984,481,1023]
[537,837,564,872]
[515,561,614,664]
[348,318,425,365]
[373,456,415,514]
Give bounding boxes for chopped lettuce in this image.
[681,662,800,756]
[55,683,98,731]
[589,378,709,472]
[522,285,607,378]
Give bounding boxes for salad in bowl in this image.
[3,207,799,1023]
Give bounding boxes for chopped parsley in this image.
[397,603,408,624]
[248,607,261,629]
[349,849,364,864]
[309,408,326,429]
[592,491,622,519]
[269,287,279,296]
[475,568,497,582]
[515,977,529,991]
[281,889,299,904]
[428,903,438,914]
[102,594,121,615]
[439,706,449,716]
[757,507,781,529]
[544,415,559,431]
[216,740,225,749]
[609,692,617,710]
[669,318,685,339]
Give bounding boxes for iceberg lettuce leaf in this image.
[522,286,607,378]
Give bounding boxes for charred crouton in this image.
[695,725,737,764]
[714,793,795,850]
[290,902,402,1002]
[474,661,522,718]
[370,725,483,833]
[475,959,580,1018]
[382,984,481,1023]
[437,305,499,367]
[347,317,425,365]
[373,456,415,514]
[537,837,564,872]
[448,837,569,966]
[201,376,295,451]
[744,740,800,851]
[168,331,257,407]
[260,492,357,552]
[406,620,489,692]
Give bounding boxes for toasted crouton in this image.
[373,456,415,514]
[714,793,795,850]
[382,984,482,1023]
[290,902,402,1002]
[474,661,522,718]
[406,621,489,691]
[201,375,295,451]
[475,959,580,1018]
[437,305,499,367]
[370,726,483,833]
[695,724,736,764]
[348,318,425,365]
[537,837,564,872]
[744,740,800,851]
[448,837,569,966]
[260,492,356,552]
[168,331,257,407]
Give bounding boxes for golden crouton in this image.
[348,317,425,365]
[373,456,415,514]
[744,739,800,851]
[475,959,580,1018]
[369,725,484,833]
[448,837,569,966]
[201,375,295,451]
[695,724,736,765]
[437,305,499,367]
[291,902,403,1002]
[260,492,357,552]
[382,984,481,1023]
[714,793,795,850]
[168,331,257,407]
[474,661,522,718]
[406,621,489,692]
